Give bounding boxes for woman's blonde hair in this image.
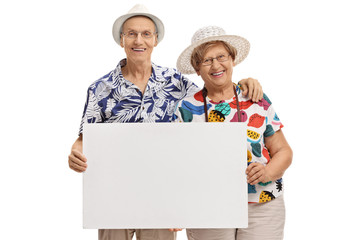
[191,41,237,72]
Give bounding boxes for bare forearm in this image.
[265,147,292,181]
[72,134,83,152]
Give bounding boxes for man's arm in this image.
[68,134,88,173]
[238,78,263,102]
[179,70,263,102]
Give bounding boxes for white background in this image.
[1,0,359,239]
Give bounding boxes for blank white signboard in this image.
[83,122,248,229]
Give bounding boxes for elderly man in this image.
[68,4,263,240]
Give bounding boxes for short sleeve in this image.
[263,94,284,138]
[78,86,104,135]
[179,73,199,99]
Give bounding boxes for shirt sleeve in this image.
[179,73,200,99]
[263,93,284,138]
[78,85,104,135]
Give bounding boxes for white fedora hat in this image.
[112,4,165,45]
[177,26,250,74]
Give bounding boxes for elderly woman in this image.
[68,4,264,240]
[173,26,293,240]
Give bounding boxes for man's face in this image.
[120,16,158,64]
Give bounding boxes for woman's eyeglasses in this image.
[201,54,231,66]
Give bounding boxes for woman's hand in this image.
[238,78,263,102]
[168,229,183,232]
[247,130,293,185]
[68,134,88,173]
[246,162,270,185]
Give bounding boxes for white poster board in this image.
[83,123,248,229]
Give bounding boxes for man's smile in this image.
[132,48,146,52]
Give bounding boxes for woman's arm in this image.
[246,130,292,185]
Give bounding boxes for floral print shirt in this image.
[173,84,284,203]
[79,59,199,134]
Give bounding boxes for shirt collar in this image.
[113,58,168,86]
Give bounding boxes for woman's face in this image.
[120,16,158,64]
[196,42,235,90]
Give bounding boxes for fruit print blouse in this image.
[172,84,284,203]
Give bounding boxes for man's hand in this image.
[238,78,263,102]
[246,162,270,185]
[68,134,87,173]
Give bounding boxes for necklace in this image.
[202,84,241,122]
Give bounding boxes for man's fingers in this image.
[69,158,87,171]
[252,87,260,102]
[68,154,87,173]
[241,84,248,96]
[69,162,86,173]
[257,87,263,102]
[72,150,87,162]
[247,81,254,100]
[69,154,87,167]
[254,85,263,102]
[250,79,260,102]
[239,78,263,101]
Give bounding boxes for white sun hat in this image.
[112,4,165,46]
[176,26,250,74]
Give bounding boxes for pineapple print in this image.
[215,102,231,116]
[208,110,225,122]
[259,191,275,203]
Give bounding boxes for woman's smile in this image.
[210,70,225,78]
